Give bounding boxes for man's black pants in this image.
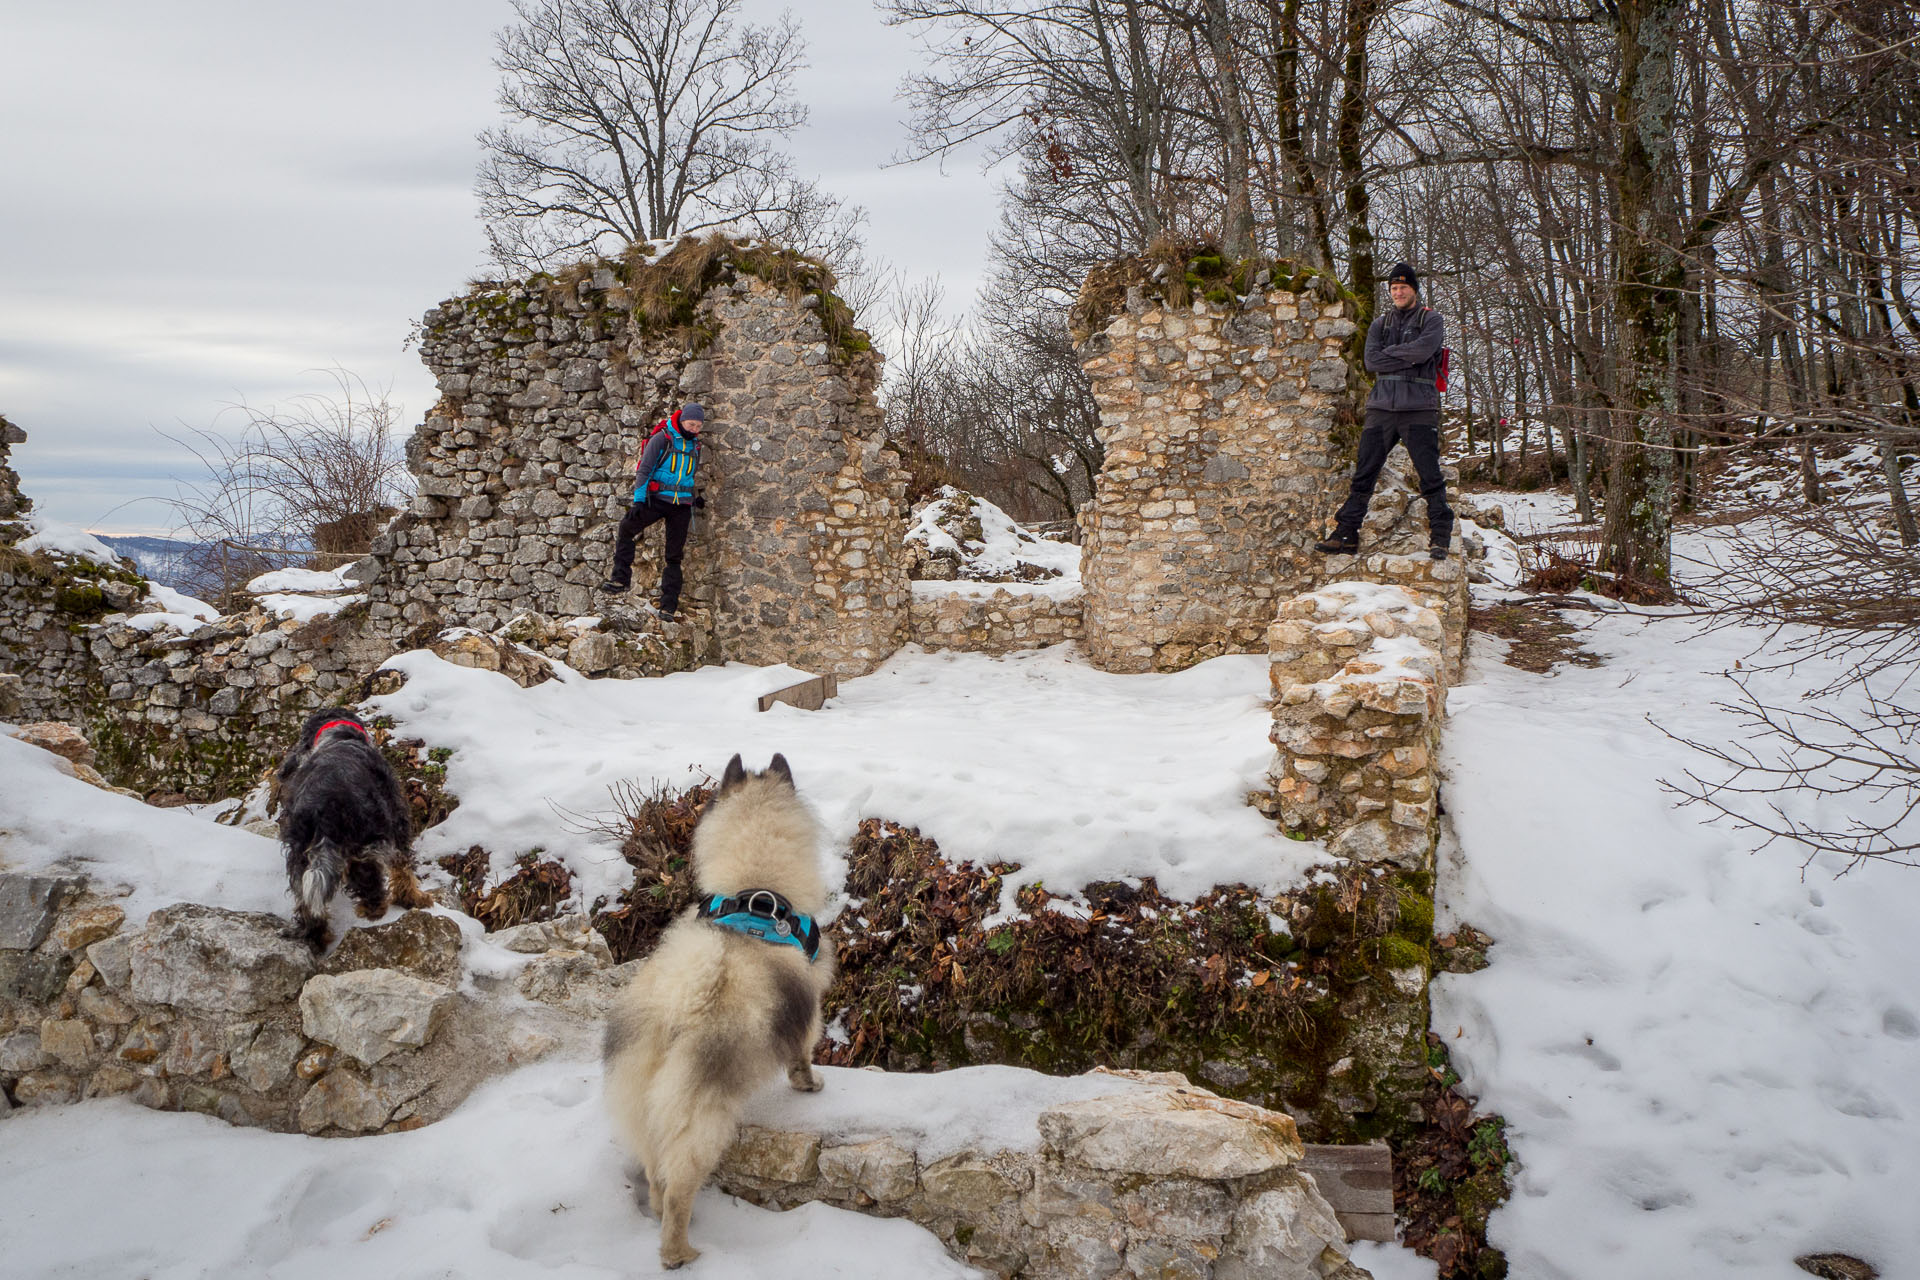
[1332,415,1454,543]
[608,497,692,610]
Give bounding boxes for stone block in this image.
[299,969,456,1066]
[725,1125,822,1184]
[128,904,315,1015]
[819,1138,919,1202]
[320,912,464,986]
[0,871,88,949]
[1038,1088,1302,1180]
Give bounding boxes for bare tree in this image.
[476,0,809,272]
[165,369,414,600]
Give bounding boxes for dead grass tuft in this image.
[584,777,715,962]
[437,846,575,931]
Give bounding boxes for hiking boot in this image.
[1430,535,1451,561]
[598,578,630,594]
[1315,533,1359,555]
[651,603,680,623]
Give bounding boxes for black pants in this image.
[608,497,692,610]
[1332,415,1454,543]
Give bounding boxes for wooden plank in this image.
[756,673,839,713]
[1301,1142,1395,1243]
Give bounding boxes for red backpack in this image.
[635,411,679,478]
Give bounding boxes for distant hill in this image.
[95,535,205,589]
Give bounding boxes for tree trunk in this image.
[1599,0,1685,590]
[1202,0,1256,261]
[1337,0,1382,327]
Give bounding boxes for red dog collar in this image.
[313,719,370,746]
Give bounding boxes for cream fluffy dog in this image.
[602,752,836,1269]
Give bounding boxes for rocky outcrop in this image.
[0,875,604,1135]
[718,1068,1371,1280]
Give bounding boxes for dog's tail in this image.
[299,839,345,919]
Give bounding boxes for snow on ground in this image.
[122,583,222,636]
[145,583,217,619]
[248,567,356,593]
[16,514,124,564]
[255,592,367,623]
[906,486,1081,581]
[0,1060,984,1280]
[909,576,1084,603]
[367,644,1325,918]
[1439,495,1920,1278]
[0,732,288,921]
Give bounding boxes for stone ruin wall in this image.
[383,259,910,678]
[1,253,913,797]
[1075,290,1359,674]
[906,584,1085,655]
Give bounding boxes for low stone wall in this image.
[1076,290,1359,674]
[719,1069,1369,1280]
[0,874,622,1132]
[1265,583,1446,868]
[907,582,1084,654]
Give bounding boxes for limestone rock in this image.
[566,630,618,675]
[229,1022,307,1092]
[514,950,604,1006]
[9,721,95,768]
[0,1029,49,1073]
[1214,1178,1354,1280]
[920,1153,1019,1217]
[299,969,456,1066]
[492,913,613,964]
[129,904,314,1015]
[52,902,125,953]
[86,933,133,992]
[39,1018,97,1070]
[320,911,464,986]
[818,1138,919,1202]
[1039,1087,1303,1180]
[12,1070,79,1107]
[725,1125,822,1183]
[297,1064,405,1134]
[0,952,74,1003]
[0,871,88,950]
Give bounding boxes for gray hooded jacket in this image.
[1363,303,1446,416]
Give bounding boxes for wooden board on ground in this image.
[756,673,839,712]
[1301,1142,1395,1243]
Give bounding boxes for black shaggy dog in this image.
[275,707,432,951]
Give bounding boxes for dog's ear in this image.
[720,753,747,792]
[767,753,793,787]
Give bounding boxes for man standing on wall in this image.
[1316,263,1455,559]
[600,401,704,620]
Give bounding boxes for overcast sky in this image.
[0,1,999,535]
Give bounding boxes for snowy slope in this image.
[366,644,1325,917]
[1437,511,1920,1278]
[0,1061,984,1280]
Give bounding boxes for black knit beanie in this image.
[1387,262,1419,291]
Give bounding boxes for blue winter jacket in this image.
[633,423,700,504]
[1364,303,1446,415]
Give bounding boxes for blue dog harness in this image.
[697,889,821,961]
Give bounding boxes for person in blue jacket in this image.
[1316,263,1456,559]
[600,401,704,619]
